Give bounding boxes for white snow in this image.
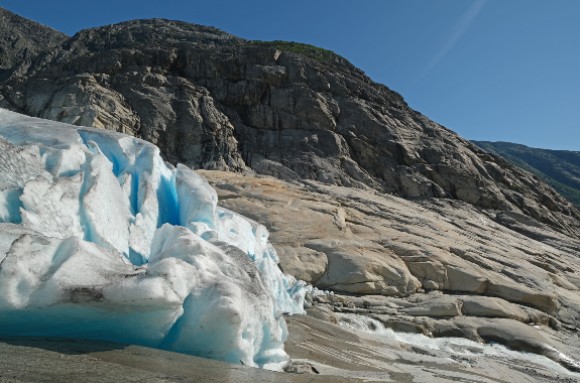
[0,109,308,369]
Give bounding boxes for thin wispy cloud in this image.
[407,0,487,89]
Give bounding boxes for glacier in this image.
[0,109,308,369]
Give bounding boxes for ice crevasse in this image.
[0,109,309,369]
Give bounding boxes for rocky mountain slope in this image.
[1,7,580,380]
[475,141,580,207]
[0,9,578,239]
[0,8,66,82]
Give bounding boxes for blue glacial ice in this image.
[0,109,308,369]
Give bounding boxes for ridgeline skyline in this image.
[1,0,579,150]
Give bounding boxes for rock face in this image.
[0,8,66,82]
[2,7,580,377]
[203,171,580,372]
[0,8,578,239]
[474,140,580,207]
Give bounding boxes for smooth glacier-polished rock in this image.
[203,169,580,373]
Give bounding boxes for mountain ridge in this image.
[474,140,580,207]
[0,8,577,240]
[0,7,67,81]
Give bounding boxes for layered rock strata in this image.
[203,170,580,371]
[0,12,578,238]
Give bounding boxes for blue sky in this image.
[1,0,579,150]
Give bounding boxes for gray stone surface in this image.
[0,337,355,383]
[202,170,580,372]
[0,9,579,238]
[0,8,66,82]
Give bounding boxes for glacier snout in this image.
[0,109,306,369]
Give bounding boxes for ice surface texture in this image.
[0,109,307,369]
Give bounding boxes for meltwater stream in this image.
[338,313,580,377]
